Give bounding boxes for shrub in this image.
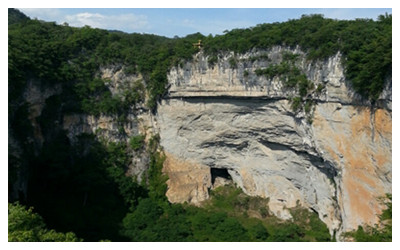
[229,57,237,68]
[282,51,299,62]
[259,206,269,218]
[129,134,145,151]
[248,221,269,240]
[269,223,305,242]
[208,55,218,66]
[316,83,325,93]
[291,97,302,112]
[304,99,314,114]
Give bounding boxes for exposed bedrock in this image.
[157,48,392,237]
[158,98,341,234]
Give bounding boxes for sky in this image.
[17,8,392,38]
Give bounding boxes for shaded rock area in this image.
[8,65,154,199]
[211,168,233,189]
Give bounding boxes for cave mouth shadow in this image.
[210,168,232,185]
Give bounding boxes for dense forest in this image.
[8,8,391,242]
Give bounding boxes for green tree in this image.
[121,198,164,241]
[248,221,269,241]
[269,223,305,242]
[129,135,145,151]
[8,203,81,242]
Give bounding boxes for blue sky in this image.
[18,8,392,38]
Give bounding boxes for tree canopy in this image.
[9,9,392,109]
[8,202,81,242]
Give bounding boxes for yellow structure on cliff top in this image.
[193,40,202,49]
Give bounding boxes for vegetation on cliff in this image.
[8,9,391,242]
[202,13,392,101]
[255,51,316,122]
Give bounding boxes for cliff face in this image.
[9,46,391,239]
[157,47,392,236]
[8,65,154,201]
[62,66,156,180]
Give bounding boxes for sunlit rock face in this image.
[312,104,391,232]
[157,48,391,237]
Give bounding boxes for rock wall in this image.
[8,46,391,240]
[8,78,63,201]
[61,65,156,181]
[312,104,391,232]
[8,65,154,199]
[157,47,392,237]
[167,47,356,103]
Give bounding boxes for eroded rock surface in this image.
[158,97,340,232]
[313,104,392,232]
[157,48,392,237]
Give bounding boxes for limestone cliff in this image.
[62,65,156,180]
[9,46,391,240]
[8,65,154,201]
[157,47,392,237]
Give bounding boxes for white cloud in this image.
[65,12,150,31]
[19,8,63,20]
[65,12,104,27]
[19,9,150,33]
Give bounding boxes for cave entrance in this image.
[211,168,233,188]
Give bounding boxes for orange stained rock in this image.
[239,169,257,194]
[163,152,211,204]
[374,109,392,136]
[355,108,372,136]
[375,149,390,168]
[313,105,391,231]
[343,172,377,224]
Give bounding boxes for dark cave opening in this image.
[210,168,232,185]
